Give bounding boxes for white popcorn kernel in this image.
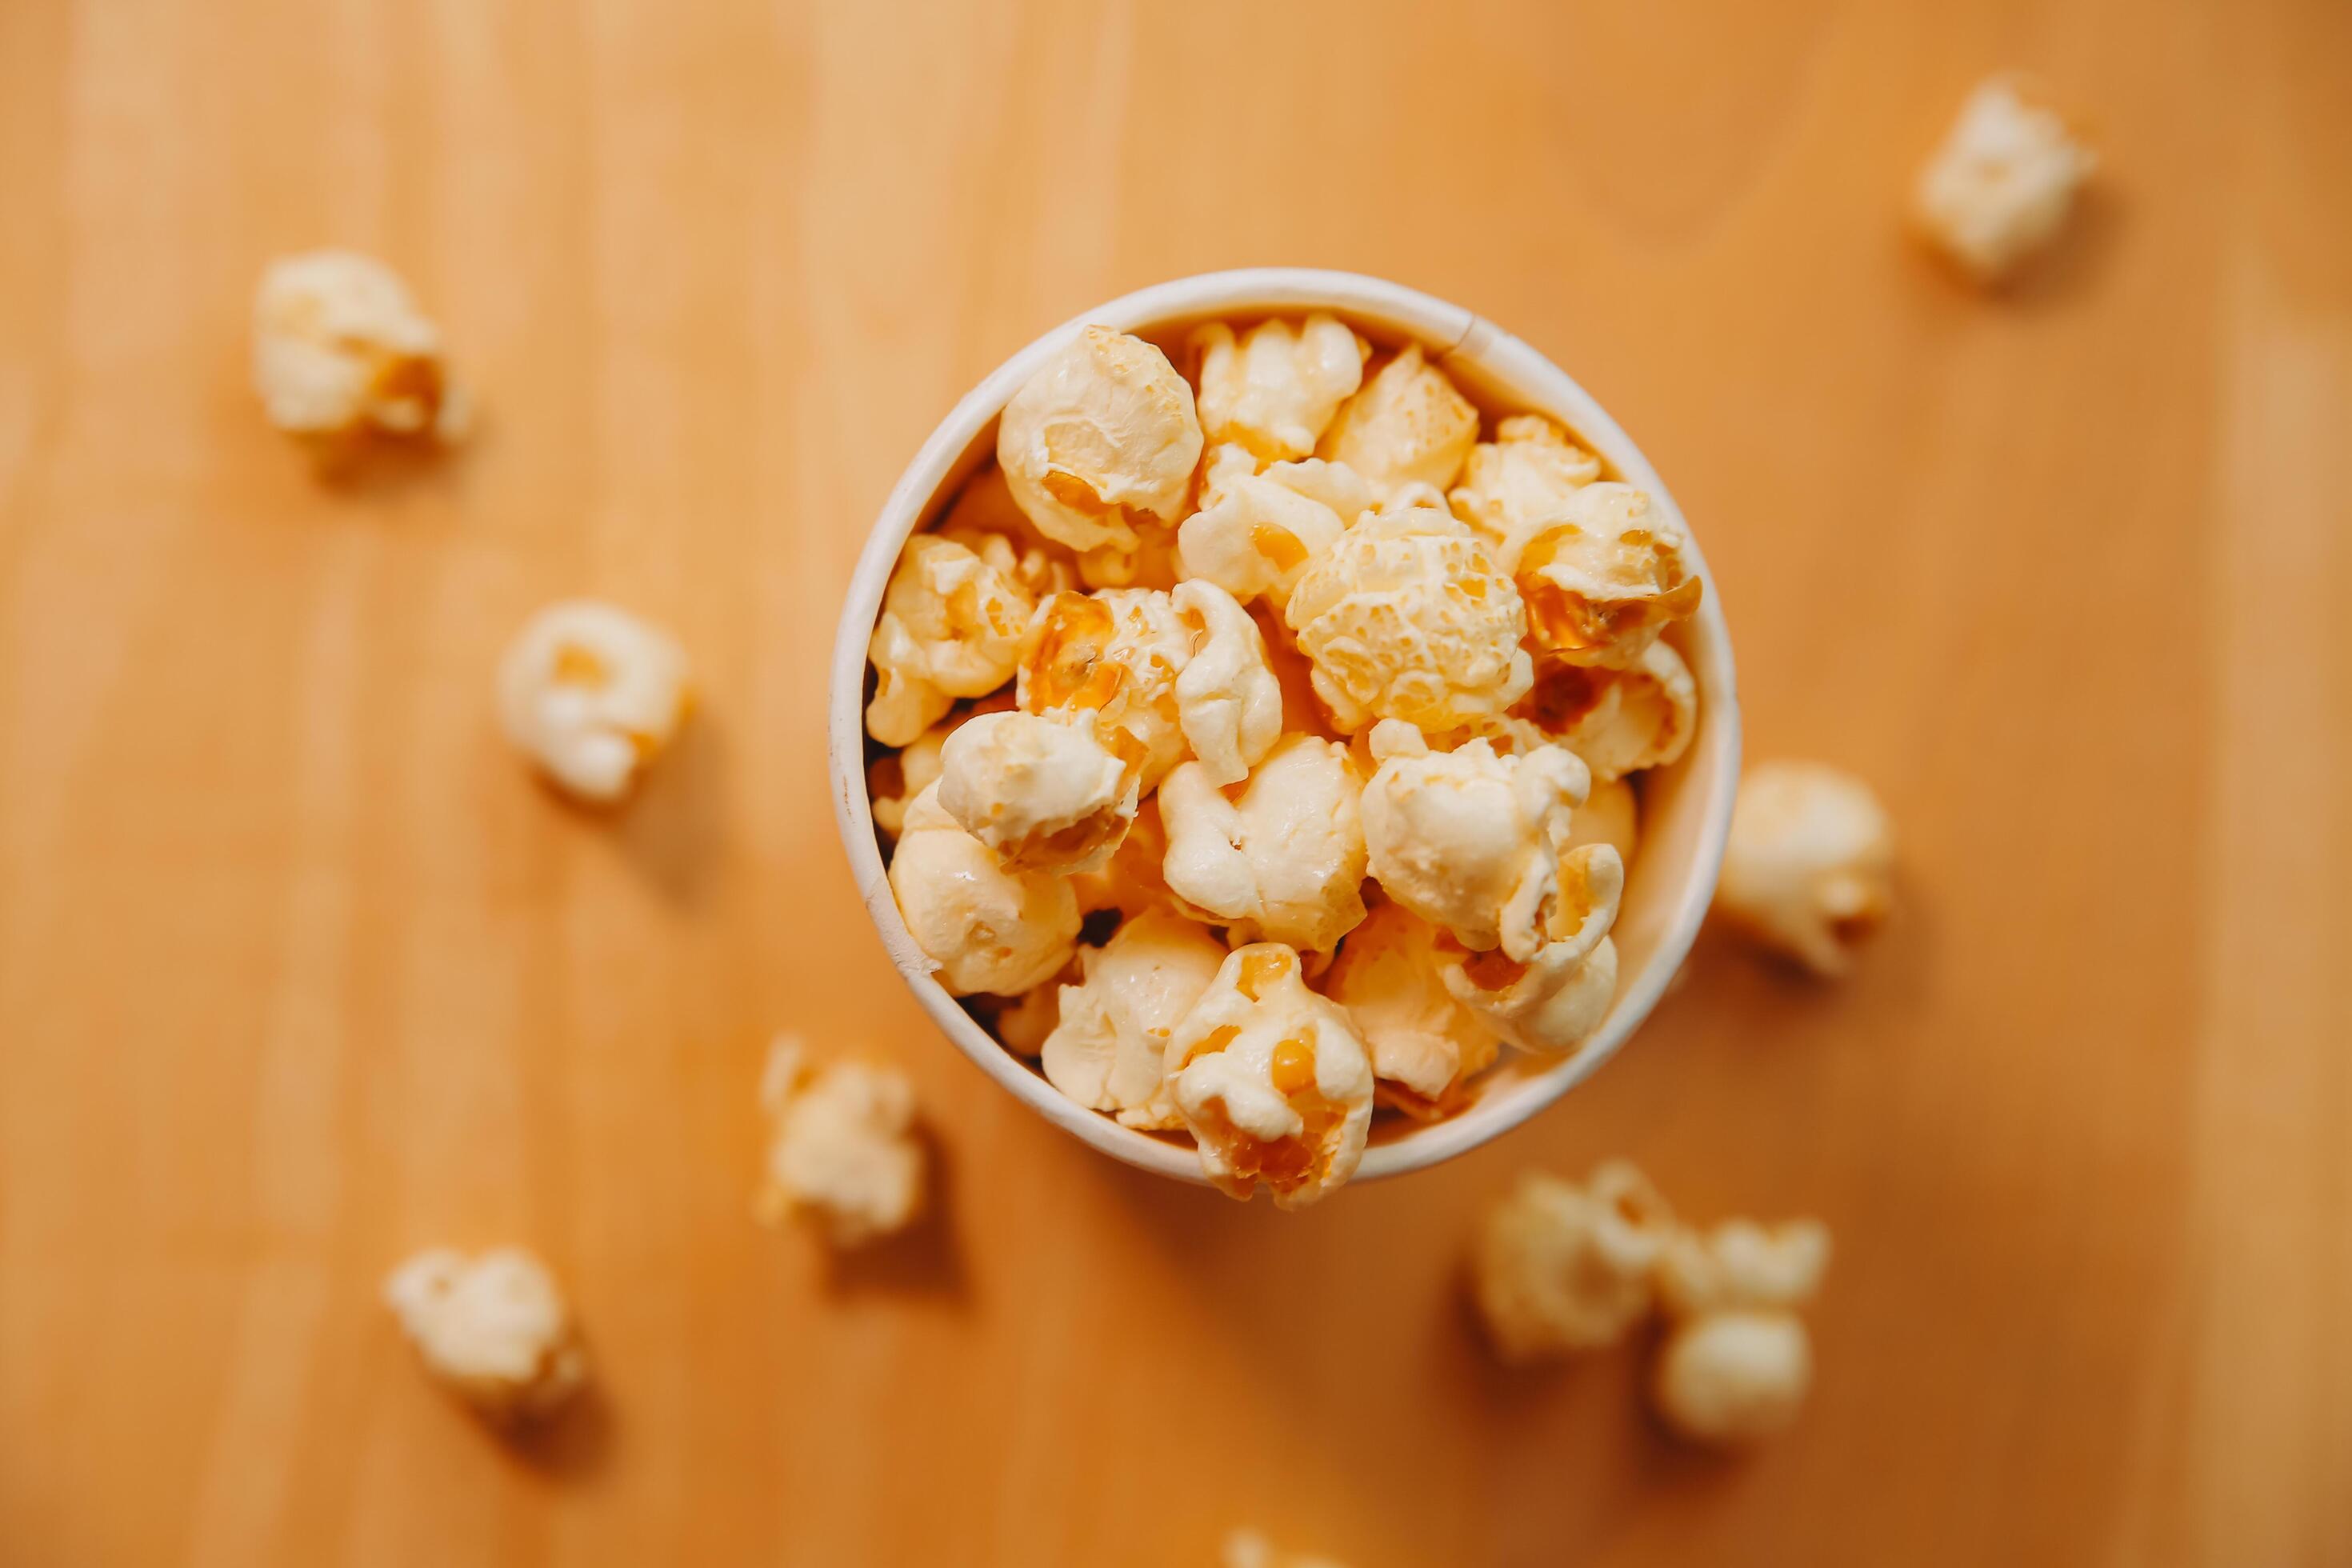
[1658,1218,1833,1318]
[866,534,1037,748]
[1315,343,1480,503]
[1447,415,1602,546]
[1714,761,1895,978]
[1283,504,1532,734]
[252,250,466,450]
[1190,314,1369,461]
[754,1036,926,1247]
[1652,1310,1814,1446]
[1471,1162,1679,1362]
[383,1246,586,1420]
[936,709,1137,874]
[998,325,1204,560]
[1040,910,1225,1129]
[1509,639,1698,782]
[887,783,1081,996]
[1017,588,1195,789]
[1440,841,1623,1055]
[1912,74,2095,284]
[1176,444,1367,612]
[497,600,690,803]
[1509,482,1702,669]
[1567,773,1638,867]
[1165,942,1375,1208]
[1358,719,1591,963]
[1158,734,1369,954]
[1171,578,1283,786]
[1223,1530,1353,1568]
[1322,901,1497,1119]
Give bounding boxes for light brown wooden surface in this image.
[3,2,2350,1564]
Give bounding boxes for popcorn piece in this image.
[1283,505,1532,734]
[1190,314,1369,461]
[1165,943,1375,1208]
[1440,839,1623,1054]
[1223,1530,1353,1568]
[1315,343,1480,502]
[1070,795,1178,922]
[938,522,1075,605]
[755,1036,926,1246]
[887,783,1082,996]
[1040,910,1226,1128]
[1510,482,1701,669]
[1912,74,2095,284]
[1075,518,1186,593]
[998,325,1204,559]
[1652,1310,1814,1446]
[867,694,1015,839]
[1159,735,1369,953]
[1472,1162,1678,1362]
[252,250,467,450]
[497,600,690,802]
[936,465,1080,600]
[992,977,1063,1057]
[1322,901,1497,1119]
[1509,639,1698,782]
[937,709,1138,874]
[1358,719,1591,962]
[866,534,1037,748]
[1657,1218,1833,1318]
[1713,761,1895,978]
[383,1246,586,1420]
[1567,773,1638,866]
[1447,415,1602,546]
[1171,578,1283,786]
[1018,588,1195,789]
[1177,444,1368,612]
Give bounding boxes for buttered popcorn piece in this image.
[1322,902,1497,1119]
[1657,1217,1833,1318]
[1714,760,1895,978]
[1441,837,1623,1054]
[253,250,468,450]
[1159,734,1369,953]
[866,694,1014,839]
[866,533,1037,747]
[1315,343,1480,502]
[497,600,690,803]
[1913,74,2095,284]
[1448,415,1602,546]
[755,1036,926,1247]
[1041,910,1226,1128]
[1171,578,1283,785]
[383,1246,586,1420]
[998,325,1204,559]
[937,709,1137,874]
[1283,504,1532,734]
[1510,639,1698,782]
[1472,1162,1679,1362]
[1653,1310,1814,1446]
[1358,719,1591,962]
[1510,482,1701,669]
[1166,943,1375,1207]
[887,783,1081,996]
[1177,444,1370,612]
[1018,588,1195,789]
[1191,314,1369,461]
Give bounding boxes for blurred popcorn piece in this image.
[1315,343,1480,504]
[937,709,1138,874]
[1178,444,1368,611]
[887,782,1081,996]
[383,1246,586,1421]
[1447,414,1602,546]
[1018,588,1196,789]
[1223,1530,1353,1568]
[1041,910,1226,1128]
[1322,901,1498,1119]
[998,325,1204,562]
[497,600,690,803]
[1166,942,1374,1208]
[252,250,468,453]
[1472,1162,1678,1361]
[1509,482,1702,670]
[1912,74,2096,284]
[755,1036,926,1247]
[866,534,1038,747]
[1714,760,1896,978]
[1192,314,1369,461]
[1653,1309,1815,1446]
[1159,734,1369,953]
[1657,1217,1832,1318]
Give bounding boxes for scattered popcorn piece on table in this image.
[1652,1308,1815,1446]
[1191,314,1369,462]
[866,533,1038,747]
[497,600,690,803]
[1158,734,1369,953]
[937,708,1138,873]
[755,1036,926,1247]
[1322,901,1498,1119]
[1315,342,1480,504]
[1713,760,1895,978]
[252,250,468,455]
[1041,910,1226,1128]
[1472,1162,1678,1362]
[998,325,1204,562]
[887,782,1081,996]
[1912,74,2095,284]
[1657,1216,1833,1318]
[383,1246,586,1421]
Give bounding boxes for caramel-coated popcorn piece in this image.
[1447,414,1601,546]
[1171,578,1284,786]
[1322,901,1497,1119]
[937,709,1138,874]
[253,250,467,452]
[497,600,690,803]
[866,533,1037,747]
[1165,942,1374,1208]
[1913,74,2095,284]
[1652,1310,1814,1446]
[1159,734,1369,954]
[1177,444,1370,613]
[1714,760,1895,978]
[887,783,1081,996]
[383,1247,586,1421]
[1041,910,1226,1128]
[1191,314,1369,461]
[755,1036,926,1247]
[998,325,1204,561]
[1508,639,1698,782]
[1017,587,1195,790]
[1315,343,1480,503]
[1510,482,1702,670]
[1472,1162,1678,1362]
